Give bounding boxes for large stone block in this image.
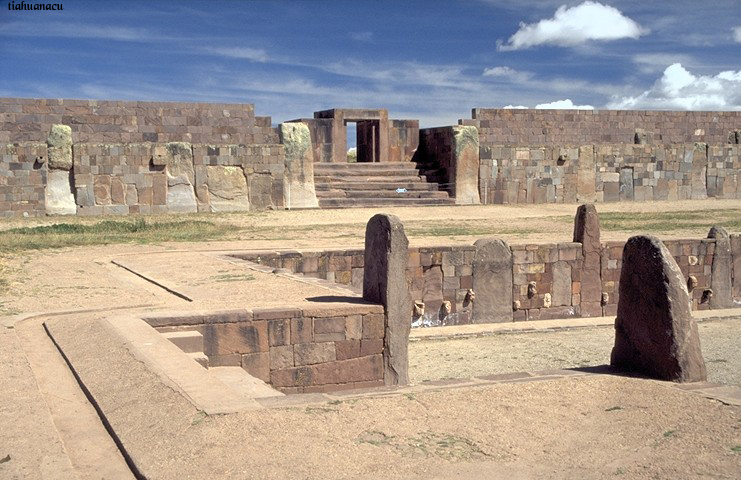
[452,126,480,205]
[206,165,250,211]
[363,214,411,385]
[164,142,197,213]
[576,146,596,202]
[46,124,73,170]
[472,239,513,323]
[279,122,319,209]
[707,226,733,308]
[611,235,706,382]
[45,169,76,215]
[203,322,268,356]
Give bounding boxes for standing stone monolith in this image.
[707,226,733,309]
[472,238,513,323]
[611,235,706,382]
[363,214,411,386]
[451,126,481,205]
[279,122,319,209]
[573,204,602,316]
[45,124,76,215]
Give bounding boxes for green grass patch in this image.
[0,218,239,253]
[732,445,741,453]
[599,209,741,233]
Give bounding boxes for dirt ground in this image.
[1,199,740,479]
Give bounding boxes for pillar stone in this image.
[363,214,411,385]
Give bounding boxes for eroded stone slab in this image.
[363,214,411,385]
[611,235,707,382]
[452,126,480,205]
[472,238,513,323]
[206,165,250,211]
[573,204,602,316]
[280,122,319,209]
[707,226,733,309]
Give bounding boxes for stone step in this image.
[162,330,204,354]
[317,189,450,199]
[188,352,209,368]
[314,162,417,170]
[318,197,455,208]
[208,366,285,399]
[314,175,427,183]
[315,181,438,191]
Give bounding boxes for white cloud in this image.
[733,27,741,43]
[536,99,594,109]
[201,47,268,62]
[608,63,741,110]
[498,1,647,51]
[503,105,528,109]
[632,53,694,74]
[483,66,533,82]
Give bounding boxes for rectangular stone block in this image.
[345,315,362,340]
[335,340,360,360]
[242,352,270,382]
[294,342,336,366]
[291,317,313,344]
[362,313,385,339]
[360,339,383,356]
[269,345,294,370]
[204,322,268,356]
[268,319,289,346]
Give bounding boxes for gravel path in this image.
[409,317,741,386]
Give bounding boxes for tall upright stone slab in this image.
[452,126,481,205]
[611,235,706,382]
[576,145,596,202]
[45,124,76,215]
[363,214,411,386]
[707,226,733,308]
[472,239,513,323]
[163,142,198,213]
[573,204,602,316]
[279,122,319,209]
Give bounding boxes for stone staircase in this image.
[313,162,454,208]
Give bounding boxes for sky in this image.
[1,0,740,127]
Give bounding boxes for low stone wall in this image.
[143,305,385,394]
[232,232,741,327]
[0,143,47,217]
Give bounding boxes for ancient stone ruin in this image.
[611,235,707,382]
[1,98,740,217]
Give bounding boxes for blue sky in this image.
[1,0,740,127]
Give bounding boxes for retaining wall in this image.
[143,305,386,394]
[232,233,740,327]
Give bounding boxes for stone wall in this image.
[231,232,741,327]
[476,143,741,205]
[467,109,741,145]
[0,143,47,217]
[144,305,385,394]
[0,98,277,145]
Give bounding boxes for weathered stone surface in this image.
[611,235,706,382]
[707,226,733,308]
[732,234,741,300]
[279,122,319,209]
[363,214,411,385]
[293,342,336,366]
[576,146,596,202]
[206,165,250,211]
[46,124,73,170]
[45,170,76,215]
[552,261,572,307]
[452,126,480,205]
[161,142,197,213]
[203,322,268,356]
[573,204,602,316]
[247,173,275,210]
[472,238,513,323]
